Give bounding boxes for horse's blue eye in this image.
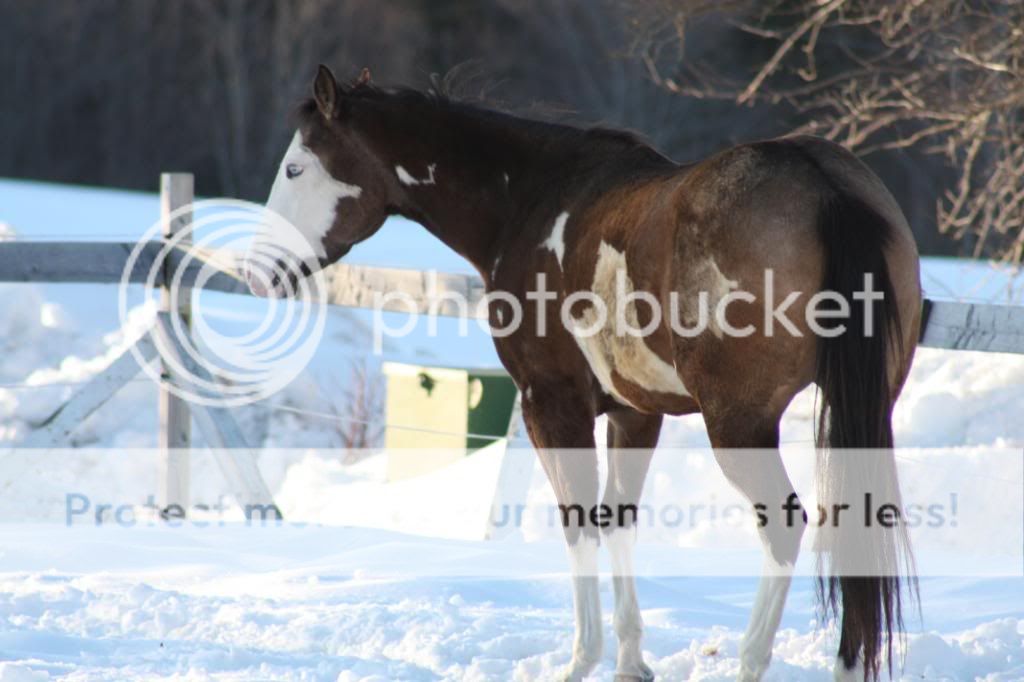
[286,164,303,179]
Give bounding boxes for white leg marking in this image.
[395,163,437,186]
[570,241,690,407]
[541,211,570,268]
[564,535,602,681]
[738,555,794,681]
[605,528,652,680]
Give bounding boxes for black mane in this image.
[295,81,660,157]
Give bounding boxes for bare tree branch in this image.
[624,0,1024,263]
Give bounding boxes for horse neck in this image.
[361,99,671,277]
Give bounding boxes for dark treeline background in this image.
[0,0,955,255]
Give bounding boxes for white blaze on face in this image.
[264,131,362,259]
[246,131,362,297]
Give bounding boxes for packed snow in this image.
[0,178,1022,680]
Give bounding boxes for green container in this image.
[383,362,517,480]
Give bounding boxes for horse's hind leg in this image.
[703,408,807,682]
[522,390,603,682]
[604,409,662,682]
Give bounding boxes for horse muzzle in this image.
[241,254,319,298]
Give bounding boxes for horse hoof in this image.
[613,661,655,682]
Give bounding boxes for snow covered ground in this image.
[0,524,1022,681]
[0,178,1022,680]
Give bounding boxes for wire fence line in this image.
[235,406,1024,488]
[0,375,517,445]
[270,402,521,444]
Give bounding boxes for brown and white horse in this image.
[246,65,922,681]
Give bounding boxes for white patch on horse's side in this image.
[570,325,628,406]
[705,258,739,338]
[495,307,504,326]
[490,254,502,282]
[541,211,570,268]
[395,163,437,186]
[523,385,532,401]
[681,258,739,339]
[570,241,690,407]
[704,258,737,301]
[503,172,510,186]
[263,131,362,260]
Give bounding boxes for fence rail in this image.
[0,239,1022,352]
[0,240,488,318]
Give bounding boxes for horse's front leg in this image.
[522,390,602,682]
[605,409,662,682]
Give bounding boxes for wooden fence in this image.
[1,172,1022,520]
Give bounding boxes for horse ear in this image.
[313,64,339,119]
[355,67,372,87]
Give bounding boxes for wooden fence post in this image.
[158,173,193,517]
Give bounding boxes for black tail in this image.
[813,191,913,679]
